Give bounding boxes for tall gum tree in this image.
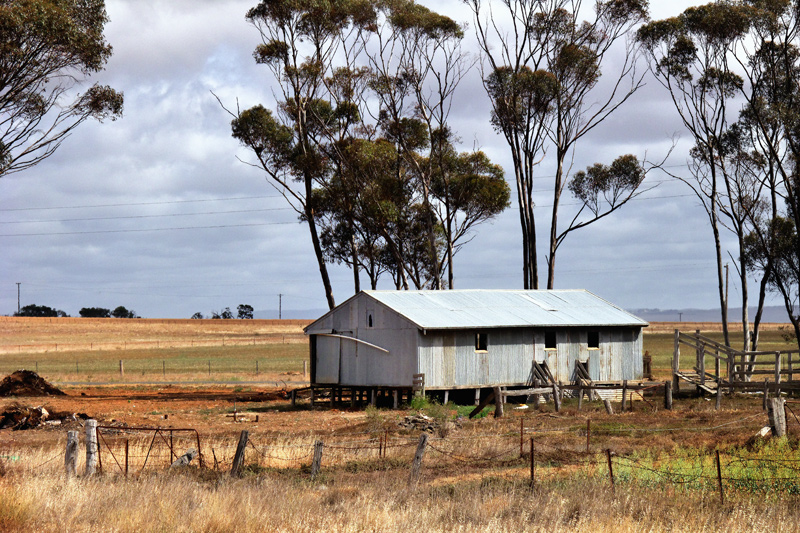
[639,2,759,349]
[229,0,376,310]
[466,0,650,289]
[0,0,123,178]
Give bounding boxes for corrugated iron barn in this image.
[304,289,648,404]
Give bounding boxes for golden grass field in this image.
[0,317,798,531]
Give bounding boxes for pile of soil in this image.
[0,370,66,397]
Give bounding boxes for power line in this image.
[0,221,297,237]
[0,206,293,225]
[0,194,282,212]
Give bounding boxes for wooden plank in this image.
[469,390,494,419]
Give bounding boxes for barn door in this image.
[546,348,560,383]
[314,335,340,384]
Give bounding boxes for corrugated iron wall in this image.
[421,327,643,388]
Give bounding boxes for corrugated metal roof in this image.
[363,289,648,330]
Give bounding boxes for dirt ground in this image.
[0,382,375,450]
[0,378,781,460]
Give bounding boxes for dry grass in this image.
[2,442,800,532]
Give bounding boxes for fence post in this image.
[84,419,98,476]
[715,383,722,411]
[493,386,504,418]
[311,440,324,479]
[664,381,673,410]
[119,360,124,378]
[768,398,787,437]
[64,430,78,478]
[606,449,615,495]
[408,433,429,486]
[763,379,769,411]
[715,450,724,504]
[530,436,535,487]
[603,399,614,415]
[520,419,524,458]
[230,430,249,477]
[586,419,591,453]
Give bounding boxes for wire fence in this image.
[10,410,800,501]
[0,334,307,355]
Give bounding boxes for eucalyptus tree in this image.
[428,142,511,288]
[0,0,123,178]
[638,3,755,347]
[734,0,800,347]
[229,0,376,310]
[366,0,468,289]
[466,0,650,289]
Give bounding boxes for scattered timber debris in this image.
[0,403,88,431]
[398,413,462,435]
[0,370,66,397]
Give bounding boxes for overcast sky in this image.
[0,0,779,319]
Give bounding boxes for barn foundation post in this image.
[393,390,399,409]
[474,388,481,406]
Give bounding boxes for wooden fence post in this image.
[311,440,324,479]
[493,386,504,418]
[586,419,591,453]
[119,360,124,378]
[716,450,724,504]
[715,384,722,411]
[84,419,98,476]
[530,436,535,487]
[664,381,673,410]
[230,430,249,477]
[763,379,769,411]
[606,449,615,495]
[768,398,787,437]
[603,399,614,415]
[408,433,429,486]
[65,430,78,478]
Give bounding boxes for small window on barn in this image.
[475,332,488,352]
[587,331,600,349]
[544,331,557,350]
[368,314,373,328]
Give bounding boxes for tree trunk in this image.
[547,147,566,290]
[304,181,335,310]
[350,231,360,294]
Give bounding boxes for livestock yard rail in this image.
[673,329,800,395]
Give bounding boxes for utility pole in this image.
[678,312,683,323]
[16,282,20,314]
[278,293,282,320]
